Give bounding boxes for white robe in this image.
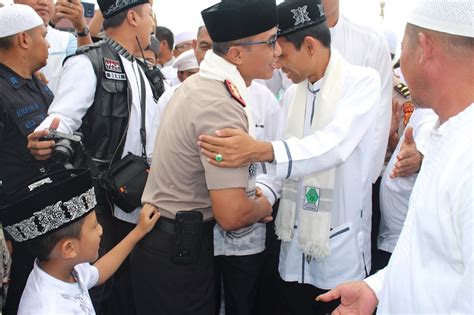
[366,104,474,313]
[258,51,380,289]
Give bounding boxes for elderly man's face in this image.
[14,0,53,24]
[193,27,212,65]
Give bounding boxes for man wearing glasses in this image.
[130,0,280,314]
[198,0,381,313]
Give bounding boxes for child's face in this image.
[78,210,103,262]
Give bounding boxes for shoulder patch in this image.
[224,79,246,107]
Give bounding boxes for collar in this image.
[105,38,135,62]
[0,63,34,90]
[307,78,322,95]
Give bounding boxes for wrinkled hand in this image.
[55,0,87,31]
[198,129,257,168]
[316,281,378,315]
[390,127,423,178]
[27,118,60,160]
[34,71,49,85]
[135,203,161,237]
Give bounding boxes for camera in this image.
[42,129,84,166]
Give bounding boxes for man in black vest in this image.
[27,0,161,314]
[0,5,57,314]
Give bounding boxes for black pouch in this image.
[172,211,203,264]
[100,152,149,213]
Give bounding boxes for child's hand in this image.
[136,203,160,237]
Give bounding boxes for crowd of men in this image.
[0,0,472,314]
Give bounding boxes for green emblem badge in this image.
[303,186,320,211]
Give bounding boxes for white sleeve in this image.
[364,268,386,301]
[370,35,393,182]
[75,263,99,289]
[270,70,381,179]
[36,55,97,133]
[256,172,282,206]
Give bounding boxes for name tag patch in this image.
[105,71,126,81]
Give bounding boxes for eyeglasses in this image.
[226,34,278,52]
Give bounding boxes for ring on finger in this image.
[215,154,223,162]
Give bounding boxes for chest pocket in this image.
[97,79,129,118]
[9,102,48,136]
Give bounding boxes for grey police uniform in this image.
[131,73,254,315]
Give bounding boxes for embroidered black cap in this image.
[201,0,278,43]
[0,169,97,243]
[277,0,326,37]
[98,0,149,19]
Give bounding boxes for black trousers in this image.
[277,278,340,315]
[130,221,215,315]
[215,252,265,315]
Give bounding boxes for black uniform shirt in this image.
[0,63,53,199]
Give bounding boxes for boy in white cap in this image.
[318,0,474,313]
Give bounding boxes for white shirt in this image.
[378,108,437,253]
[365,104,473,313]
[258,60,380,289]
[331,15,393,182]
[19,261,99,315]
[213,81,282,256]
[37,53,159,224]
[43,25,77,95]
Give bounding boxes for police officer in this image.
[27,0,162,313]
[0,5,55,314]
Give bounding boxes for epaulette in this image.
[394,82,410,99]
[224,79,246,107]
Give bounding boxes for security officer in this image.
[0,5,54,314]
[26,0,162,313]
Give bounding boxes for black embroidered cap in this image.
[98,0,149,19]
[0,169,97,243]
[201,0,278,43]
[277,0,326,37]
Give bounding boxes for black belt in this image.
[154,216,215,235]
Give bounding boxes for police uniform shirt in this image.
[36,53,158,223]
[142,73,253,221]
[330,14,393,182]
[0,63,53,197]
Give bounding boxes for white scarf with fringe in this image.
[275,49,347,260]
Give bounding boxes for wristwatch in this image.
[76,25,90,37]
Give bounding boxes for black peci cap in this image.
[98,0,149,19]
[0,169,96,243]
[277,0,326,37]
[201,0,278,43]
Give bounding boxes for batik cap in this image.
[277,0,326,37]
[0,169,96,243]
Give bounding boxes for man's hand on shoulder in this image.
[198,128,273,168]
[27,118,60,160]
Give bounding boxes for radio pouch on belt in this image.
[172,211,203,264]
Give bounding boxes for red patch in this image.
[224,79,246,107]
[103,58,122,73]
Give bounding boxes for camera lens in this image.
[52,139,74,164]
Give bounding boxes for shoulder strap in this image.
[137,67,147,159]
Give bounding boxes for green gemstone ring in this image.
[215,154,223,162]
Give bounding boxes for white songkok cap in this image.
[407,0,473,38]
[0,4,44,38]
[172,49,199,71]
[174,31,195,46]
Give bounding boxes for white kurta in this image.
[42,26,77,94]
[258,53,380,289]
[378,108,437,253]
[366,104,473,313]
[331,15,393,182]
[37,53,159,224]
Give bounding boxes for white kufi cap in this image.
[174,31,195,46]
[407,0,473,38]
[0,4,44,38]
[172,49,199,71]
